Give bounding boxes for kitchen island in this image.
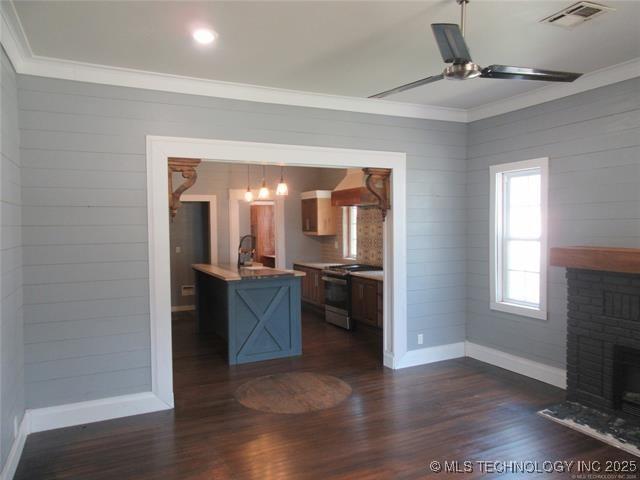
[192,264,305,365]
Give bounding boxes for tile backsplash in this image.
[356,208,384,266]
[320,206,383,266]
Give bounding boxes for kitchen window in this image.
[343,206,357,260]
[490,158,548,320]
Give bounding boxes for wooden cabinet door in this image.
[316,200,337,236]
[310,269,324,305]
[295,266,324,306]
[351,278,365,321]
[301,199,318,233]
[294,265,311,302]
[363,282,378,326]
[351,278,380,327]
[316,275,325,305]
[305,269,314,302]
[308,269,317,302]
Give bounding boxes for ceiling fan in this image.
[370,0,583,99]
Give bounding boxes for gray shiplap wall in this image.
[0,48,24,468]
[466,78,640,369]
[170,202,208,308]
[18,75,467,408]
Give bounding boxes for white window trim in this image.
[489,157,549,321]
[343,206,357,260]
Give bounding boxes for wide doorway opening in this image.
[147,137,406,407]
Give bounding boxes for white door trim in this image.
[228,189,286,269]
[179,194,218,265]
[146,136,407,406]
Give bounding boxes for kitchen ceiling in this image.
[11,0,640,110]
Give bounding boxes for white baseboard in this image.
[171,305,195,312]
[0,415,28,480]
[396,342,465,369]
[465,341,566,389]
[27,391,172,434]
[383,351,395,369]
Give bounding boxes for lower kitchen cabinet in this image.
[351,276,382,328]
[293,264,324,306]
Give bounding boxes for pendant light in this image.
[276,165,289,196]
[258,165,269,199]
[244,164,253,202]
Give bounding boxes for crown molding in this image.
[0,2,466,123]
[2,1,638,124]
[0,0,29,70]
[467,57,640,122]
[19,55,469,122]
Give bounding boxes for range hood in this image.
[331,168,391,218]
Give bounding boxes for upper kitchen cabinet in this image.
[301,191,337,236]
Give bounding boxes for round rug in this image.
[235,372,352,414]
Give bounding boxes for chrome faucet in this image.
[237,235,255,267]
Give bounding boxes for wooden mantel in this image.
[550,246,640,274]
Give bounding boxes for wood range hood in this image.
[331,168,391,219]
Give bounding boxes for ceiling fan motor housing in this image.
[443,62,482,80]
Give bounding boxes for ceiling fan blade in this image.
[480,65,582,82]
[369,74,444,99]
[431,24,472,64]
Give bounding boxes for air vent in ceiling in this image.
[540,2,614,29]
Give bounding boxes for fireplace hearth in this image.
[544,247,640,452]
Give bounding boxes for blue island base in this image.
[195,270,302,365]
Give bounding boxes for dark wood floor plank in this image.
[15,310,637,479]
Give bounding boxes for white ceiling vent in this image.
[540,2,614,29]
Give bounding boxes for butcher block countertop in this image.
[193,263,305,282]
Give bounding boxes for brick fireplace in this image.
[565,269,640,417]
[551,247,640,420]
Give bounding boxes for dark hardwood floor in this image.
[15,310,637,479]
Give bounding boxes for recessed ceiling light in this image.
[192,28,216,45]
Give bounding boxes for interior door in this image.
[250,204,275,264]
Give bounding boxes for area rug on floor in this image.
[235,372,352,414]
[539,402,640,457]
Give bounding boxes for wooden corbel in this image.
[363,168,391,220]
[168,158,201,219]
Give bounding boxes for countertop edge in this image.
[350,271,384,282]
[292,261,344,270]
[193,264,304,281]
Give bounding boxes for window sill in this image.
[490,301,547,321]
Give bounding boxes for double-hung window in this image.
[490,158,548,320]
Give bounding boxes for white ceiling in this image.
[11,0,640,109]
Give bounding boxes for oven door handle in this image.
[322,276,347,286]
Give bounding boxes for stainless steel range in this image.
[322,264,383,330]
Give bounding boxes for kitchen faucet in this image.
[237,235,256,267]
